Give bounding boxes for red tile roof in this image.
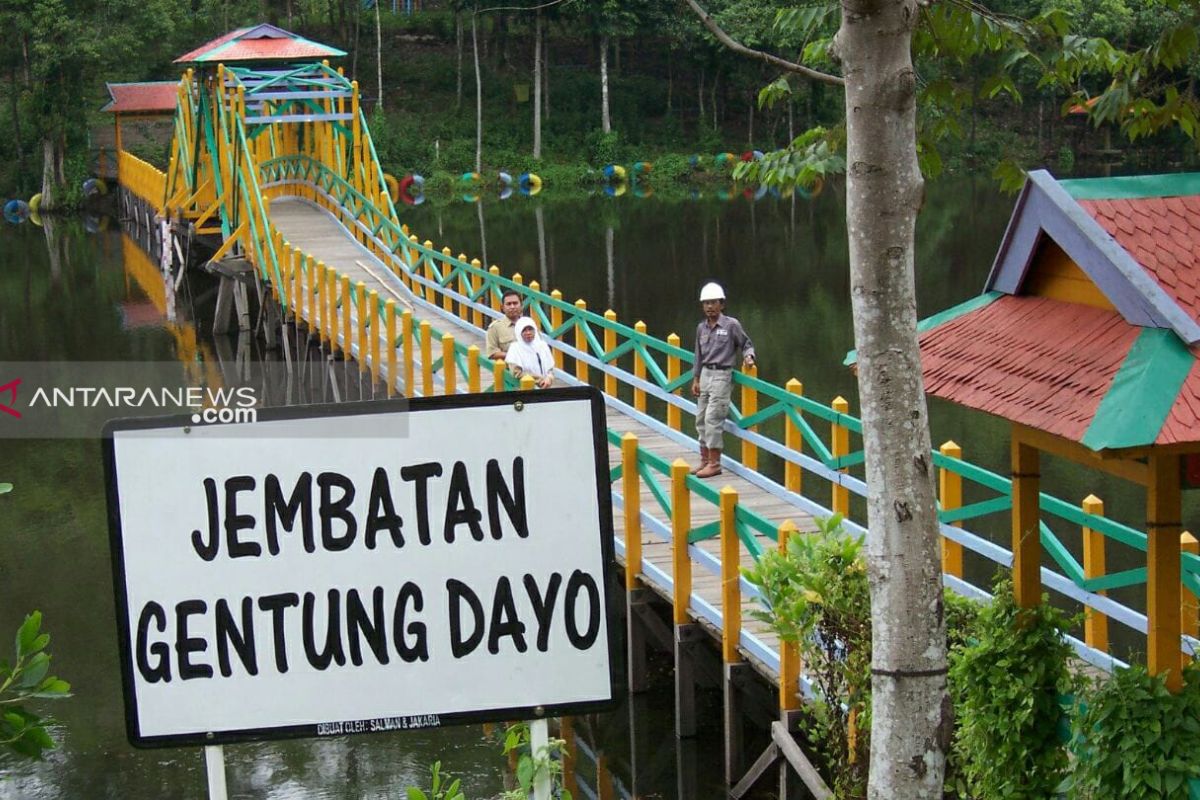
[102,82,178,114]
[1079,195,1200,324]
[175,24,345,64]
[920,295,1139,442]
[1158,361,1200,445]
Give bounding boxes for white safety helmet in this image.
[699,282,726,302]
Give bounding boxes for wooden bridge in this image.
[110,24,1199,796]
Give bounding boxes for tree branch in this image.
[681,0,845,87]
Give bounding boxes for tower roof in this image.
[175,24,346,64]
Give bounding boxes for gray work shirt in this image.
[694,313,756,370]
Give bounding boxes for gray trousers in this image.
[695,368,733,449]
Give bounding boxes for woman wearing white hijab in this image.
[505,316,555,388]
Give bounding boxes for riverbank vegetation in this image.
[0,1,1197,206]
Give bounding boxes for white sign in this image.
[103,389,618,747]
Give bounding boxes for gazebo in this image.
[916,169,1200,689]
[100,82,179,175]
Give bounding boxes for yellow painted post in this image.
[785,380,803,494]
[575,300,589,382]
[550,291,564,369]
[442,334,456,396]
[470,260,484,329]
[520,374,536,391]
[667,333,682,432]
[305,255,316,328]
[831,397,850,517]
[1082,495,1109,654]
[351,81,362,193]
[596,754,615,800]
[423,241,436,304]
[633,321,647,412]
[604,310,617,397]
[341,275,352,358]
[513,272,524,290]
[671,459,692,625]
[420,321,433,397]
[1011,434,1042,610]
[356,282,368,371]
[327,268,338,351]
[720,486,741,664]
[493,359,507,392]
[369,290,381,383]
[402,310,414,395]
[1147,453,1182,690]
[939,441,964,580]
[1182,531,1198,670]
[316,262,328,342]
[386,299,397,397]
[467,346,481,394]
[623,434,641,589]
[489,266,501,313]
[777,521,802,712]
[742,364,759,469]
[529,279,540,296]
[441,247,455,314]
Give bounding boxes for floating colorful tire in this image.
[632,183,654,199]
[603,182,627,198]
[28,193,43,214]
[518,172,542,196]
[3,199,28,224]
[688,155,703,168]
[713,152,737,168]
[82,177,108,197]
[459,171,481,184]
[384,173,400,198]
[601,164,627,182]
[498,171,513,187]
[461,192,480,203]
[631,161,652,176]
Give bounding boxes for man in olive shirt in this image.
[690,282,755,478]
[486,289,523,359]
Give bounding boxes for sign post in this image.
[103,388,619,789]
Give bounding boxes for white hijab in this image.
[505,317,554,378]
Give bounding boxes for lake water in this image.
[0,177,1174,797]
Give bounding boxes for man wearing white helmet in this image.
[690,281,756,478]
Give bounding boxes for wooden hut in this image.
[916,169,1200,688]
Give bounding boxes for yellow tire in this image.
[28,193,42,214]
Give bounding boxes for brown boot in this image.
[695,448,723,478]
[690,445,710,475]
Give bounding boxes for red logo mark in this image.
[0,378,22,419]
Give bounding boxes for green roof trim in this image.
[1080,328,1194,451]
[843,291,1002,366]
[1060,172,1200,201]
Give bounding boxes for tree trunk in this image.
[543,28,550,121]
[600,35,611,134]
[837,0,949,796]
[375,0,384,109]
[536,204,547,285]
[456,12,463,110]
[748,95,754,146]
[473,8,482,173]
[40,135,59,211]
[533,9,542,159]
[9,71,24,188]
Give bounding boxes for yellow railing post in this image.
[1146,452,1182,690]
[423,241,436,303]
[939,441,964,580]
[489,266,501,313]
[402,309,414,395]
[368,289,381,383]
[720,486,741,664]
[785,379,803,494]
[341,274,352,357]
[288,246,299,320]
[604,310,617,397]
[777,520,801,712]
[667,333,682,432]
[327,268,338,352]
[520,374,536,391]
[831,396,850,517]
[493,360,507,392]
[575,300,589,382]
[420,320,433,397]
[306,254,316,329]
[550,291,564,369]
[671,460,692,625]
[356,282,368,370]
[741,364,759,469]
[385,299,397,397]
[470,259,484,329]
[623,433,641,589]
[1082,494,1109,653]
[442,334,456,396]
[467,346,481,393]
[633,321,647,413]
[1183,531,1198,670]
[441,247,455,314]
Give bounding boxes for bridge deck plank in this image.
[268,197,815,685]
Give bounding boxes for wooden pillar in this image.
[442,333,456,396]
[575,300,589,382]
[550,291,564,369]
[831,397,850,517]
[1011,433,1042,609]
[742,365,759,469]
[671,459,697,738]
[1147,452,1182,691]
[939,441,964,579]
[385,299,397,397]
[623,433,647,693]
[1183,531,1198,672]
[604,310,617,397]
[667,333,682,432]
[402,309,414,395]
[721,486,747,787]
[1082,495,1109,653]
[785,380,803,495]
[633,321,647,412]
[420,320,433,396]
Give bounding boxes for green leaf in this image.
[16,612,42,659]
[516,754,535,788]
[0,483,12,495]
[405,789,428,800]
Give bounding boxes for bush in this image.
[585,129,621,166]
[1066,664,1200,799]
[950,580,1076,799]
